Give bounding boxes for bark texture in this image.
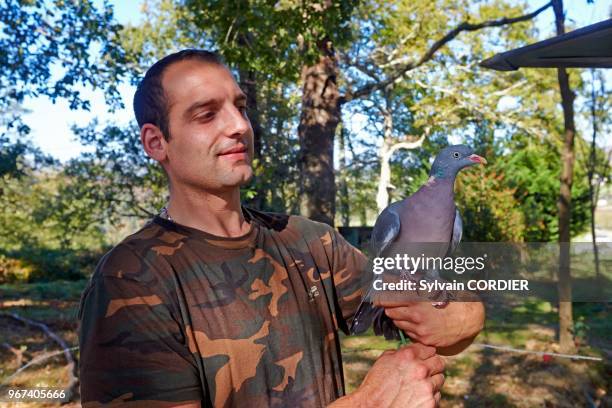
[298,40,340,226]
[239,68,265,209]
[552,0,575,354]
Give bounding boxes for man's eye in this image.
[196,112,215,121]
[238,105,248,114]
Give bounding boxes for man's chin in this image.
[230,166,254,187]
[238,172,254,186]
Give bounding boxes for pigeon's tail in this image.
[350,288,402,341]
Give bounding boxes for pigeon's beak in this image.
[468,154,487,165]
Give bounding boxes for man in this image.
[78,49,484,407]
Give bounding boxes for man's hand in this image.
[330,343,445,408]
[378,301,485,355]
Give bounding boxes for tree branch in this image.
[340,1,552,104]
[412,78,547,139]
[386,135,427,157]
[0,313,78,401]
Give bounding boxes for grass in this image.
[0,280,87,301]
[0,280,86,407]
[341,299,611,407]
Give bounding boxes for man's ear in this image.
[140,124,168,162]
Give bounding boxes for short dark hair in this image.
[133,49,225,140]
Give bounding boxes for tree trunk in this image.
[377,142,393,213]
[239,69,263,162]
[552,0,575,354]
[588,70,601,279]
[237,30,264,210]
[377,137,426,213]
[298,40,340,226]
[239,68,265,209]
[376,92,426,213]
[376,99,395,212]
[338,122,350,226]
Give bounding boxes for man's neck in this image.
[165,184,250,238]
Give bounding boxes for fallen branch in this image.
[1,342,24,367]
[0,312,78,402]
[0,346,79,386]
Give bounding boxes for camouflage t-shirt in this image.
[78,207,367,407]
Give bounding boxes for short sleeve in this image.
[328,228,368,332]
[78,247,203,406]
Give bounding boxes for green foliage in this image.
[0,0,127,201]
[0,0,130,282]
[246,82,302,213]
[120,0,208,76]
[497,138,592,241]
[0,0,126,121]
[386,129,593,243]
[71,121,168,219]
[456,169,525,241]
[0,135,28,178]
[0,166,109,281]
[183,0,357,81]
[0,134,56,180]
[0,279,87,300]
[343,164,379,226]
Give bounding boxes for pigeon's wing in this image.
[448,208,463,256]
[370,205,401,258]
[350,286,376,334]
[350,286,401,340]
[350,204,401,336]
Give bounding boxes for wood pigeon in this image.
[350,145,486,340]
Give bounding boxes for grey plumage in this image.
[350,145,486,339]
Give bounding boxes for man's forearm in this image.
[383,299,485,354]
[436,301,484,355]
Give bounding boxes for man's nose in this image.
[222,104,251,138]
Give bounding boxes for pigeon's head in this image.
[430,145,486,179]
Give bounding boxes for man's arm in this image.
[79,245,204,406]
[380,300,485,355]
[329,343,445,408]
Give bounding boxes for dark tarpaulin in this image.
[480,18,612,70]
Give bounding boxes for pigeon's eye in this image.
[452,152,460,159]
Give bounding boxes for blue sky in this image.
[22,0,612,162]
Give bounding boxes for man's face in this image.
[161,60,254,192]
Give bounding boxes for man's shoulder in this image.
[244,206,333,236]
[93,218,183,282]
[244,206,340,255]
